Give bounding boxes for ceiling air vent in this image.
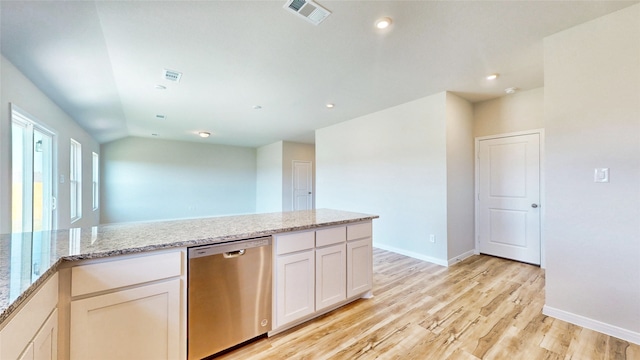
[163,69,182,82]
[284,0,331,26]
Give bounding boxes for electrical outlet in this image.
[429,234,436,243]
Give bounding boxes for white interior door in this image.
[477,133,541,265]
[292,160,312,211]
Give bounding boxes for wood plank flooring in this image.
[217,248,640,359]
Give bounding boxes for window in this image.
[70,139,82,222]
[92,152,99,211]
[10,104,55,300]
[11,105,55,233]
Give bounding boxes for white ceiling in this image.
[1,1,637,147]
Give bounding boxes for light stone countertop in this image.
[0,209,378,325]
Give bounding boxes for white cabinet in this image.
[275,250,315,327]
[315,244,346,311]
[17,345,33,360]
[69,250,185,360]
[0,274,58,360]
[70,279,181,360]
[347,222,373,298]
[32,309,58,360]
[274,231,315,328]
[10,308,57,360]
[273,221,371,333]
[315,226,346,311]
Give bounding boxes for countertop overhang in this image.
[0,209,378,325]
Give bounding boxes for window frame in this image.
[92,152,99,211]
[70,138,82,223]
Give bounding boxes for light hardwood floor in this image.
[218,248,640,359]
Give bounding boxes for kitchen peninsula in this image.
[0,209,378,360]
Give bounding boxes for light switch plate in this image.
[594,168,609,183]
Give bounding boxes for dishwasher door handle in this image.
[223,249,246,258]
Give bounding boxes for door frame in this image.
[474,129,546,268]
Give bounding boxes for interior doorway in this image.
[476,131,542,265]
[292,160,313,211]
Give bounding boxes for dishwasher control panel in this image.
[188,236,271,258]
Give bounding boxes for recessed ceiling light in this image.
[486,73,499,80]
[253,105,262,110]
[375,17,392,29]
[326,103,335,108]
[505,87,518,94]
[155,85,167,90]
[198,132,211,138]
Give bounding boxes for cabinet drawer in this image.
[347,222,372,241]
[275,231,314,255]
[72,251,182,297]
[315,226,346,247]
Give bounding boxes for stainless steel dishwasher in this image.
[188,236,272,359]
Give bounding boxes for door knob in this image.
[531,203,539,208]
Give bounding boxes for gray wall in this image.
[100,136,256,223]
[1,55,100,232]
[256,141,315,213]
[316,91,474,265]
[544,4,640,340]
[473,87,544,138]
[256,141,283,213]
[445,93,475,261]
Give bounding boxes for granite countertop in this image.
[0,209,378,325]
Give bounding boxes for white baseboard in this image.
[447,250,476,266]
[373,243,448,267]
[543,305,640,345]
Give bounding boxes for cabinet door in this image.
[33,309,57,360]
[347,237,372,298]
[275,250,315,328]
[70,279,181,360]
[315,244,346,311]
[12,308,57,360]
[17,345,34,360]
[0,275,58,360]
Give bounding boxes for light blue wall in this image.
[100,136,257,224]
